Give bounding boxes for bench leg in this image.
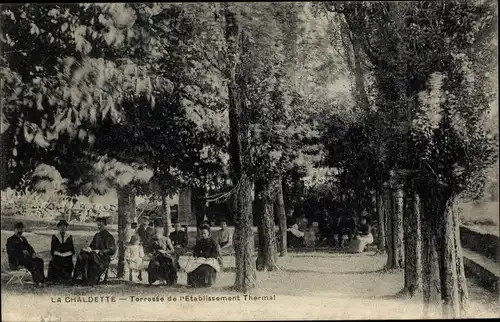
[6,275,15,286]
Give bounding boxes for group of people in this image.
[6,217,115,287]
[6,215,234,288]
[317,210,374,252]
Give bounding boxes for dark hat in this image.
[14,222,24,229]
[94,215,110,225]
[200,223,211,231]
[57,219,69,227]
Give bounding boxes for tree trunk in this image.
[341,12,370,112]
[386,184,404,269]
[376,187,386,253]
[162,191,172,236]
[436,200,469,318]
[421,201,441,318]
[453,205,469,316]
[224,3,256,293]
[255,180,279,271]
[232,174,256,292]
[117,186,135,278]
[402,179,422,297]
[276,179,287,257]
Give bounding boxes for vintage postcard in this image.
[1,2,499,321]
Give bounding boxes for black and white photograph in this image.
[0,2,498,321]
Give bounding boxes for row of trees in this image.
[1,2,498,317]
[317,1,498,318]
[1,3,336,290]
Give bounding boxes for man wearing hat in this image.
[72,215,116,286]
[47,220,75,283]
[6,222,46,287]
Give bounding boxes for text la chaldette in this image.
[52,296,116,303]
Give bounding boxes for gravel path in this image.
[2,249,499,321]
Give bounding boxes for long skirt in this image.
[72,252,109,286]
[48,255,74,283]
[147,253,178,286]
[187,264,217,288]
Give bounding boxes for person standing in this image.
[135,216,149,246]
[6,222,46,287]
[124,235,144,282]
[47,220,75,283]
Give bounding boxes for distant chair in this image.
[1,249,31,286]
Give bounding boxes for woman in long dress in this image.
[186,226,220,288]
[147,225,179,286]
[47,220,75,283]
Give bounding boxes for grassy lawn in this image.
[1,231,499,321]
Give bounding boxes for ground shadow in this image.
[283,268,386,275]
[287,252,378,259]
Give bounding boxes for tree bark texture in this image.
[386,185,404,269]
[117,186,135,278]
[376,187,387,253]
[436,200,469,318]
[224,3,256,292]
[161,191,172,236]
[402,179,422,297]
[232,174,256,292]
[275,179,287,257]
[255,179,279,271]
[421,202,441,318]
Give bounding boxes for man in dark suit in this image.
[6,222,46,287]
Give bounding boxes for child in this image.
[124,235,144,282]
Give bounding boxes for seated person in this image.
[72,216,116,286]
[287,223,305,248]
[6,222,46,287]
[147,223,179,286]
[185,226,220,288]
[349,215,374,253]
[216,220,231,247]
[169,222,188,250]
[216,220,233,256]
[304,224,317,248]
[144,220,156,254]
[47,220,75,284]
[124,235,144,282]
